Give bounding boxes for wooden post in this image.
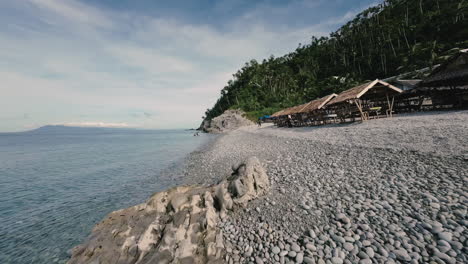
[390,96,395,117]
[386,93,391,117]
[386,93,395,118]
[354,100,366,121]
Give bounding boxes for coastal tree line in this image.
[203,0,468,121]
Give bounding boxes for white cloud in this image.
[28,0,113,28]
[322,1,379,26]
[108,44,196,74]
[0,0,374,132]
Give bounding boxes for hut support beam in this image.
[386,94,395,117]
[354,100,366,121]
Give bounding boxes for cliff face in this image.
[199,110,254,133]
[68,157,269,264]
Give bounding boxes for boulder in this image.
[68,157,269,264]
[199,109,254,133]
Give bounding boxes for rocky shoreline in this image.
[69,110,467,264]
[68,157,270,264]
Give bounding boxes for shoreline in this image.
[69,110,468,263]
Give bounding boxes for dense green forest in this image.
[203,0,468,121]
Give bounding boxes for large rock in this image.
[68,157,269,264]
[199,109,254,133]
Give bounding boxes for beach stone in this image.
[272,247,281,255]
[358,259,372,264]
[343,243,353,251]
[245,246,253,257]
[362,240,371,247]
[332,235,345,244]
[393,249,411,261]
[291,243,301,252]
[305,243,316,251]
[365,247,374,258]
[331,257,343,264]
[379,247,389,257]
[255,256,264,264]
[358,251,369,259]
[296,252,304,263]
[438,232,452,242]
[308,230,316,238]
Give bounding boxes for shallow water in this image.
[0,127,210,264]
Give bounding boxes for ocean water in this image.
[0,126,211,264]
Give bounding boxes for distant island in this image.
[21,125,137,134]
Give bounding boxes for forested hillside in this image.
[203,0,468,121]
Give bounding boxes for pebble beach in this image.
[182,110,468,264]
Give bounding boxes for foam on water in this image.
[0,127,210,264]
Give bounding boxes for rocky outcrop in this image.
[199,110,254,133]
[68,157,269,264]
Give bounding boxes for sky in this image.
[0,0,379,132]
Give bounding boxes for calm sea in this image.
[0,126,211,264]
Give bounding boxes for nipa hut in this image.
[327,79,403,122]
[297,94,338,125]
[280,103,311,126]
[390,79,429,113]
[270,107,294,127]
[270,94,338,127]
[417,49,468,108]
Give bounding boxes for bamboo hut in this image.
[270,109,286,118]
[390,79,429,113]
[297,94,338,125]
[270,107,296,127]
[270,109,287,126]
[327,79,403,122]
[417,49,468,108]
[280,103,311,126]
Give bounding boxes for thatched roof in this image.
[419,50,468,88]
[281,103,309,115]
[271,106,297,117]
[272,94,338,117]
[270,109,287,118]
[328,79,402,105]
[299,94,337,113]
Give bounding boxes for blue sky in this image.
[0,0,378,132]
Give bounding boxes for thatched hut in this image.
[270,107,296,127]
[417,49,468,108]
[389,79,429,113]
[327,79,403,122]
[280,103,311,126]
[296,94,338,125]
[270,109,286,118]
[270,109,286,126]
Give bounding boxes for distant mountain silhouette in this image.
[0,126,184,135]
[27,125,133,134]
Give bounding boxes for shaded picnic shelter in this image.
[326,79,403,122]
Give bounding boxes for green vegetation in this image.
[203,0,468,121]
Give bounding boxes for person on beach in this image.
[257,119,262,127]
[287,114,292,127]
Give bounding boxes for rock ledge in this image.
[68,157,269,264]
[199,110,254,133]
